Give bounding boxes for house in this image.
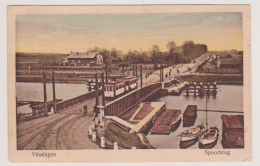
[66,51,103,66]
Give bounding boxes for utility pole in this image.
[101,72,105,107]
[205,90,209,130]
[160,61,162,82]
[43,70,48,116]
[140,63,143,87]
[135,63,138,77]
[105,64,108,84]
[132,62,135,76]
[94,73,99,117]
[52,70,57,113]
[16,97,18,124]
[162,63,164,82]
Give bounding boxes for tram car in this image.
[104,76,137,99]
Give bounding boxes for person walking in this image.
[83,105,88,116]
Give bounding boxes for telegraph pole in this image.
[16,97,18,124]
[135,63,138,77]
[52,70,57,113]
[105,64,108,84]
[94,73,99,117]
[132,62,135,76]
[140,63,143,87]
[160,62,162,82]
[162,63,164,82]
[101,72,105,107]
[43,70,48,116]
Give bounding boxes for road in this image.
[141,53,210,85]
[17,96,101,150]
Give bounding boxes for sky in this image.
[16,13,243,53]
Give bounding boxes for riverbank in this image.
[176,74,243,85]
[16,76,87,84]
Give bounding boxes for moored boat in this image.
[179,124,205,142]
[171,111,181,127]
[199,126,219,146]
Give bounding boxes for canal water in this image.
[16,82,88,114]
[146,85,243,149]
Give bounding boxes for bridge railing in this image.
[56,90,101,111]
[105,83,162,116]
[163,79,181,88]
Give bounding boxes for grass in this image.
[198,61,242,74]
[104,123,147,149]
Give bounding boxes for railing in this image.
[105,83,162,116]
[56,90,102,111]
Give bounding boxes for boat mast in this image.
[205,89,208,130]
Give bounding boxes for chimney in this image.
[77,52,79,55]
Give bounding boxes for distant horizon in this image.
[15,48,243,55]
[16,13,243,54]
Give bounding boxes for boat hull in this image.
[199,127,219,146]
[181,135,197,142]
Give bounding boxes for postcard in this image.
[8,5,251,162]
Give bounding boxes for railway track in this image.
[17,116,59,138]
[17,113,73,150]
[55,116,83,149]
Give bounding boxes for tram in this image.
[104,76,137,99]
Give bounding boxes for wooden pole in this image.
[52,70,57,113]
[160,63,162,82]
[95,73,99,106]
[135,63,138,77]
[102,72,105,107]
[43,70,48,115]
[132,62,135,76]
[88,81,91,91]
[105,64,108,83]
[94,73,99,117]
[161,63,164,82]
[206,90,208,130]
[140,63,143,87]
[16,97,18,124]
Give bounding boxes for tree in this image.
[166,41,177,65]
[166,41,176,53]
[183,40,194,46]
[151,45,161,69]
[99,48,110,64]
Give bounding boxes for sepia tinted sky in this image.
[16,13,243,53]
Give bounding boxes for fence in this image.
[56,90,102,111]
[105,83,162,116]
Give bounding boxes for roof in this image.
[67,52,101,59]
[222,115,244,129]
[104,80,125,87]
